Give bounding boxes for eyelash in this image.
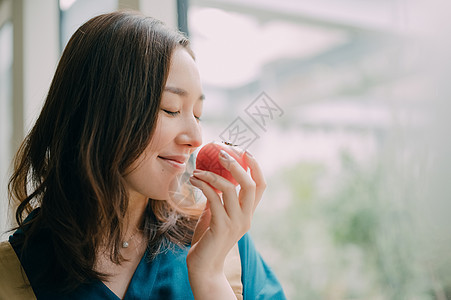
[162,109,202,121]
[162,109,179,116]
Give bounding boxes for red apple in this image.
[195,141,249,192]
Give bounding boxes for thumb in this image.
[191,201,211,245]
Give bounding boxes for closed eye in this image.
[162,109,180,116]
[163,109,202,121]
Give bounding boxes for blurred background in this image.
[1,0,450,299]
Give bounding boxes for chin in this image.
[146,188,171,201]
[150,194,170,201]
[146,175,183,201]
[151,186,174,201]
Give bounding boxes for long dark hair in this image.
[8,10,200,291]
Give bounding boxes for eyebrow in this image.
[164,86,205,101]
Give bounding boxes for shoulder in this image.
[0,241,19,276]
[7,209,58,298]
[238,233,287,300]
[0,240,36,299]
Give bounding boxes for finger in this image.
[219,150,256,209]
[192,170,241,218]
[242,150,266,212]
[189,176,228,223]
[191,202,210,245]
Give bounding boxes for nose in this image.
[177,116,202,149]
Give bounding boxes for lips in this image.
[157,155,188,164]
[157,155,188,171]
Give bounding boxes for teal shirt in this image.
[9,211,286,299]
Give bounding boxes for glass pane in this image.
[188,1,436,298]
[59,0,118,50]
[0,21,13,237]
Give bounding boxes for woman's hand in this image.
[187,149,266,299]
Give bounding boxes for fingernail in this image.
[193,169,203,175]
[219,150,230,160]
[189,176,200,184]
[245,150,253,158]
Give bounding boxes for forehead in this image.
[165,48,201,90]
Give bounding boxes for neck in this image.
[124,191,149,236]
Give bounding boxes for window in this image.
[0,21,13,238]
[187,1,427,298]
[59,0,117,50]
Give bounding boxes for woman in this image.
[0,11,286,299]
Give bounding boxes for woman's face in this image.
[124,47,204,202]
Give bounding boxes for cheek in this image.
[124,157,181,200]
